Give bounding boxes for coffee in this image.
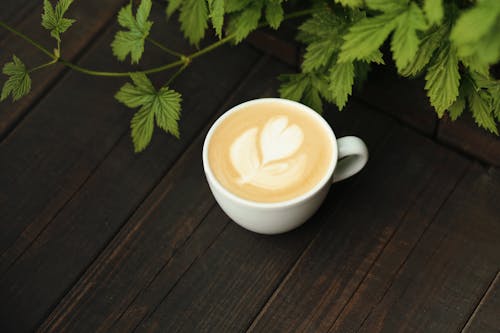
[207,100,334,203]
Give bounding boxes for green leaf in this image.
[302,39,338,73]
[166,0,183,17]
[130,106,155,153]
[424,44,460,117]
[111,0,153,64]
[448,94,465,120]
[208,0,225,38]
[265,0,284,29]
[279,73,329,113]
[227,3,262,43]
[469,89,498,135]
[451,0,500,67]
[353,61,371,89]
[391,3,427,72]
[42,0,76,41]
[1,55,31,102]
[225,0,252,13]
[179,0,208,45]
[279,73,309,102]
[334,0,363,8]
[338,12,399,63]
[366,0,407,13]
[363,49,385,64]
[400,24,446,77]
[115,73,182,152]
[423,0,443,25]
[329,61,354,110]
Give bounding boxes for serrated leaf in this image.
[111,0,153,64]
[166,0,183,17]
[208,0,225,38]
[425,44,460,117]
[265,0,284,29]
[302,39,338,73]
[42,0,76,42]
[302,86,323,113]
[334,0,363,8]
[329,61,354,110]
[363,49,384,64]
[400,24,446,77]
[424,0,443,25]
[391,3,427,72]
[179,0,208,45]
[130,106,155,152]
[227,3,262,43]
[448,94,465,120]
[115,73,182,152]
[366,0,407,12]
[279,73,309,101]
[451,0,500,46]
[338,12,399,63]
[469,89,498,135]
[354,61,371,89]
[279,73,329,113]
[225,0,252,13]
[1,55,31,102]
[451,0,500,67]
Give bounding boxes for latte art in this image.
[230,116,307,190]
[208,101,334,203]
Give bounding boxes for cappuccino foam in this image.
[208,101,333,203]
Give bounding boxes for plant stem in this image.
[166,62,189,85]
[147,37,184,58]
[0,8,318,78]
[29,58,58,73]
[0,20,56,60]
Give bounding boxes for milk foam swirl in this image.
[230,116,307,190]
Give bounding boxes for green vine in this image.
[1,0,499,153]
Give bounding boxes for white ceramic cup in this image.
[202,98,368,235]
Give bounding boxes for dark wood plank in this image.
[462,272,500,333]
[247,128,470,332]
[0,6,199,267]
[40,59,393,332]
[0,0,127,138]
[38,56,287,333]
[117,108,391,332]
[0,17,259,333]
[354,63,438,135]
[0,1,37,32]
[438,113,500,167]
[131,104,394,332]
[353,163,500,332]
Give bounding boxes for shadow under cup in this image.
[202,98,339,235]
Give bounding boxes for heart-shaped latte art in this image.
[260,116,303,164]
[229,116,306,190]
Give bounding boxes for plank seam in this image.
[38,54,269,330]
[354,162,473,332]
[325,157,470,332]
[245,124,397,333]
[460,271,500,333]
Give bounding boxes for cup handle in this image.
[332,136,368,183]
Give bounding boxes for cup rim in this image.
[202,98,338,209]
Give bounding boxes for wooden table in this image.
[1,1,499,332]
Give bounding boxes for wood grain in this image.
[38,56,286,333]
[355,164,500,332]
[462,272,500,333]
[0,11,259,333]
[438,113,500,167]
[121,105,394,332]
[248,127,470,332]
